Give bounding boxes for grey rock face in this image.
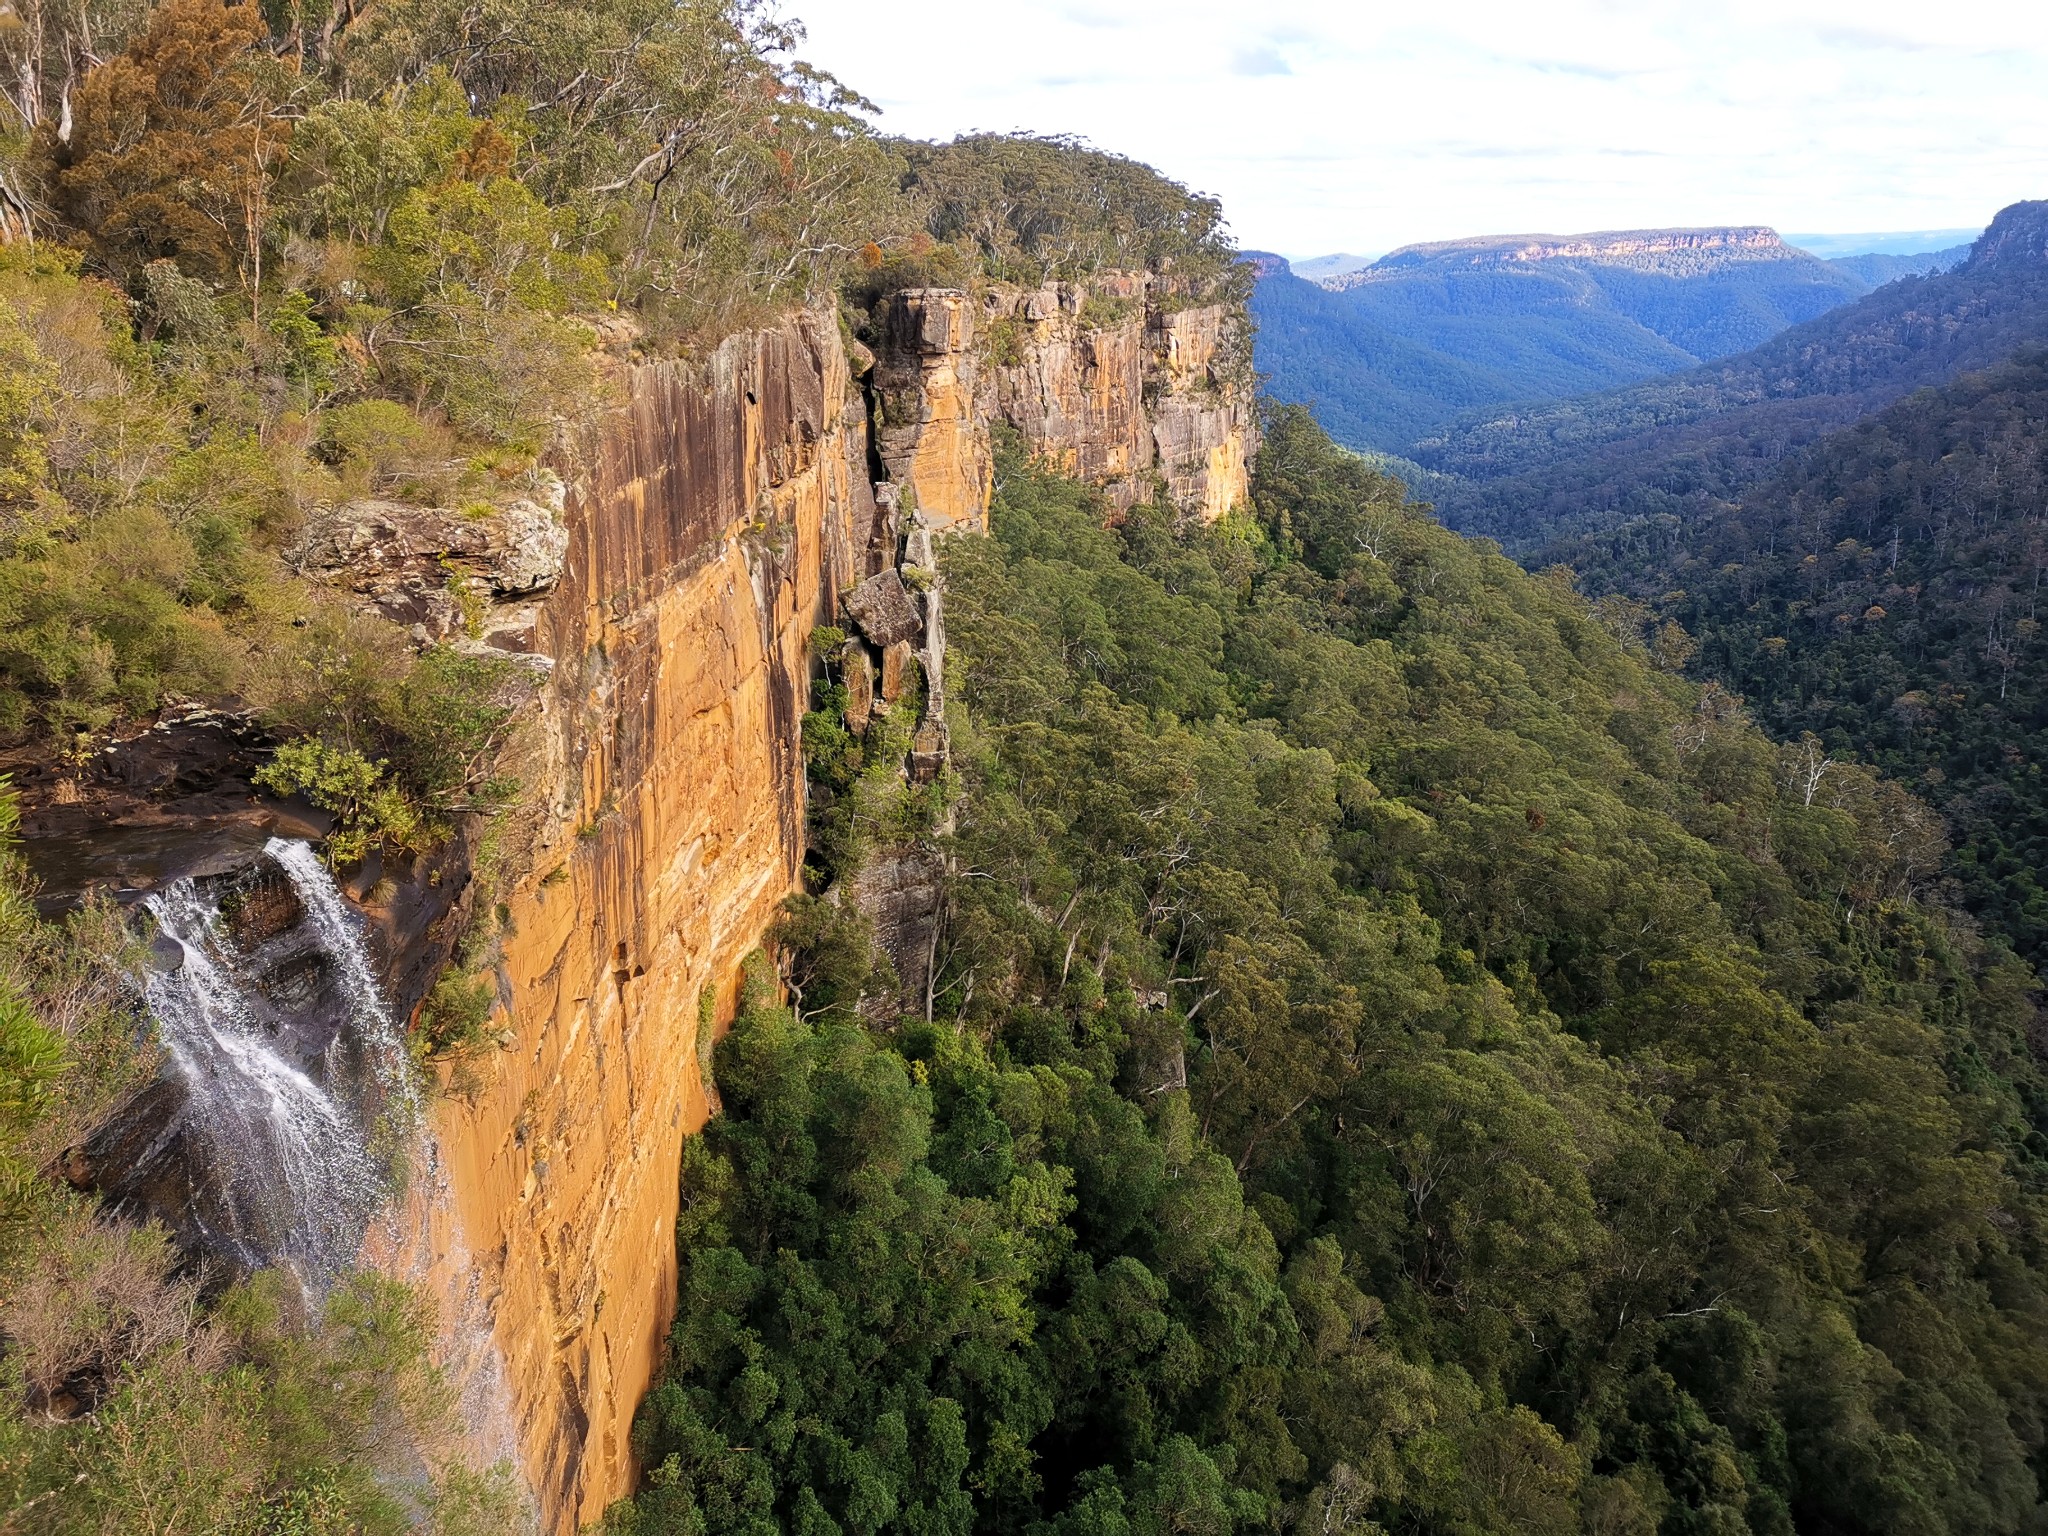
[292,493,569,643]
[842,569,922,648]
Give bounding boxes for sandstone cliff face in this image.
[37,267,1250,1535]
[869,271,1257,528]
[453,280,1251,1523]
[426,313,877,1531]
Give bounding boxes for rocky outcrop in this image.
[1966,201,2048,268]
[869,270,1258,528]
[292,482,570,653]
[870,289,992,531]
[36,262,1256,1536]
[418,312,875,1531]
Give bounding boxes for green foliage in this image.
[0,244,257,739]
[415,966,499,1060]
[280,69,481,246]
[901,134,1235,285]
[255,738,419,866]
[1488,324,2048,977]
[338,0,900,342]
[252,641,518,865]
[620,417,2048,1536]
[370,172,605,443]
[316,398,456,498]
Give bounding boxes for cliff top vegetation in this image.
[0,0,1224,764]
[0,1,1239,1526]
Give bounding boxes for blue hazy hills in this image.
[1252,226,1975,454]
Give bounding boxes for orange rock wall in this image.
[426,276,1252,1533]
[872,272,1258,528]
[430,313,875,1532]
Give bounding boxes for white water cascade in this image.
[136,836,528,1497]
[138,836,419,1284]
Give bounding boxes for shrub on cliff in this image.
[901,133,1236,286]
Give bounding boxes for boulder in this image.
[292,493,570,642]
[843,569,921,648]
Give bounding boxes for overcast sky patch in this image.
[784,0,2047,255]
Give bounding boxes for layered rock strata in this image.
[414,313,885,1530]
[869,270,1258,529]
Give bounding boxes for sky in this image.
[780,0,2048,259]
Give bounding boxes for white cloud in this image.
[780,0,2048,255]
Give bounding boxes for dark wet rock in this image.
[850,841,945,1018]
[2,706,334,917]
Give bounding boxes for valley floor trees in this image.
[612,414,2048,1536]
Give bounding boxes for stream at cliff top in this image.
[137,836,419,1285]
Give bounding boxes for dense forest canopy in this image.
[0,0,1236,1527]
[611,415,2048,1536]
[1534,347,2048,974]
[2,1,2047,1533]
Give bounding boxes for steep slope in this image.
[1419,200,2048,547]
[1252,260,1694,452]
[1254,227,1866,453]
[612,413,2048,1536]
[1826,242,1971,286]
[1542,346,2048,969]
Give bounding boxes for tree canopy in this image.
[611,412,2048,1536]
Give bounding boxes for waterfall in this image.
[134,836,528,1498]
[138,837,416,1285]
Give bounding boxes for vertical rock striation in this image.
[441,277,1256,1526]
[430,312,873,1531]
[51,267,1256,1536]
[869,270,1259,529]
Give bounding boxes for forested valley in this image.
[0,0,2046,1532]
[612,418,2048,1536]
[1418,205,2048,983]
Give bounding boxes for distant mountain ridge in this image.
[1417,199,2048,549]
[1825,244,1971,287]
[1252,222,1865,451]
[1333,225,1796,285]
[1287,251,1377,283]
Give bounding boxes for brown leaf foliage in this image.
[31,0,281,287]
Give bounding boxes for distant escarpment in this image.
[1418,197,2048,550]
[1346,225,1797,282]
[1254,224,1864,452]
